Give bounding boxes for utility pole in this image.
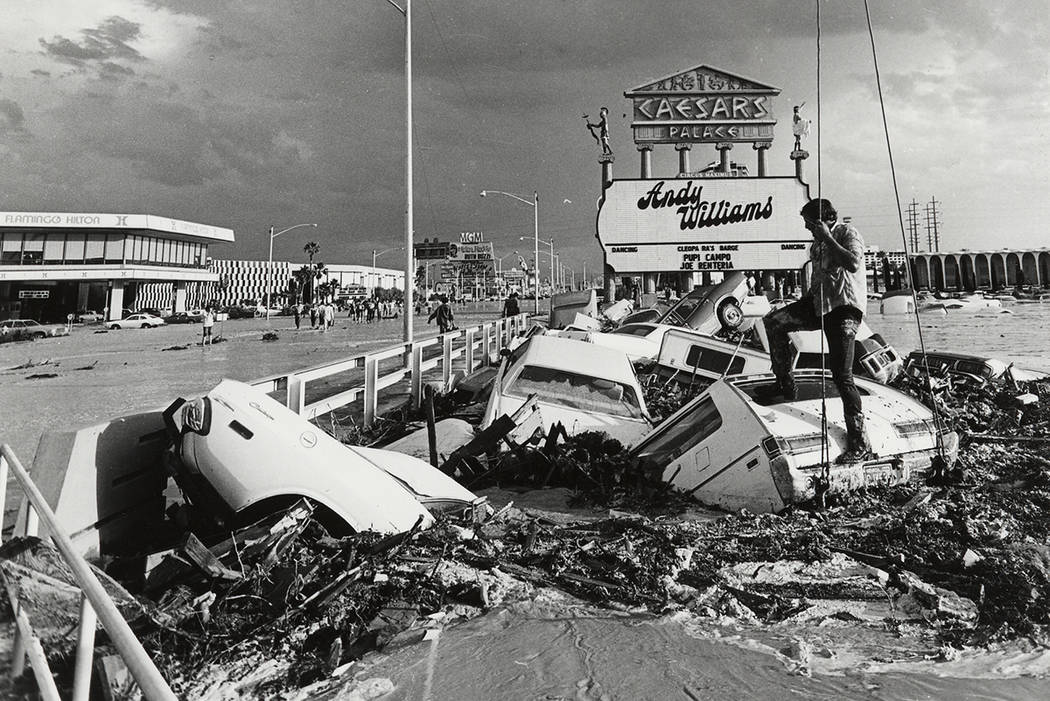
[925,197,941,252]
[906,199,921,252]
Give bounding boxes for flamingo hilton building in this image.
[0,212,233,322]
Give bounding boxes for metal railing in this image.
[250,313,531,423]
[0,444,177,701]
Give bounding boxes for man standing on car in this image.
[762,198,870,463]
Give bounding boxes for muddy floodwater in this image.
[3,299,1050,699]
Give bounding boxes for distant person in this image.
[503,292,520,318]
[293,303,301,329]
[428,295,455,333]
[763,198,869,463]
[202,307,215,346]
[309,304,317,329]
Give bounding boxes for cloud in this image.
[0,99,27,134]
[39,16,145,67]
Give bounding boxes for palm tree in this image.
[303,241,320,264]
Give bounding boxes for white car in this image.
[0,318,70,339]
[576,322,678,363]
[164,379,484,534]
[75,310,105,323]
[109,313,167,329]
[633,371,958,513]
[482,334,654,448]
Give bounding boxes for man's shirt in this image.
[809,223,867,316]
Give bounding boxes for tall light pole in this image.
[385,0,414,343]
[520,235,554,295]
[481,189,539,313]
[267,222,317,321]
[372,247,402,296]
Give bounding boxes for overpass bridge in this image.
[907,248,1050,292]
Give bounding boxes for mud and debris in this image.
[7,355,1050,697]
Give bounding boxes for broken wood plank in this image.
[179,533,241,581]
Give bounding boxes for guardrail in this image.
[0,444,177,701]
[249,313,532,424]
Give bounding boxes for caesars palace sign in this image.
[596,177,812,273]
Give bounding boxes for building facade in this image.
[0,212,233,321]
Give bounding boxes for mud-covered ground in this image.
[7,370,1050,699]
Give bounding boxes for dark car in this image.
[164,312,202,324]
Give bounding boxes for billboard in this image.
[597,177,811,273]
[625,65,779,146]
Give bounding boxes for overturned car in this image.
[633,370,957,513]
[164,379,484,534]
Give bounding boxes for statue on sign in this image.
[583,107,612,155]
[792,103,810,151]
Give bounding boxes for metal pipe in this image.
[0,445,177,700]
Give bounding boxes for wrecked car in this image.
[482,334,654,447]
[632,370,958,513]
[163,379,484,534]
[656,271,760,333]
[903,350,1049,385]
[651,317,904,387]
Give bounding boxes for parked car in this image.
[0,318,70,340]
[632,371,958,513]
[109,313,167,329]
[482,334,654,448]
[164,310,205,324]
[75,310,104,323]
[163,379,484,533]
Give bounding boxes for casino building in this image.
[0,212,233,322]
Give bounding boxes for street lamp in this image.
[520,235,555,295]
[372,247,403,296]
[481,189,539,313]
[267,222,317,321]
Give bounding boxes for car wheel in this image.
[33,332,47,340]
[717,299,744,329]
[110,324,121,330]
[142,323,152,329]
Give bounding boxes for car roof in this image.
[512,334,640,386]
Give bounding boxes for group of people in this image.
[292,302,337,331]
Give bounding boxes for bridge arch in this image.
[1006,253,1022,286]
[943,256,960,289]
[990,254,1007,289]
[911,257,930,289]
[930,256,945,290]
[960,256,976,291]
[1021,252,1039,287]
[975,254,991,288]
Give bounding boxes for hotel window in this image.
[85,234,106,264]
[104,234,124,264]
[65,234,86,263]
[22,233,45,264]
[144,237,156,263]
[43,234,65,264]
[1,234,22,264]
[177,241,188,266]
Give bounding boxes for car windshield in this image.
[634,397,723,463]
[507,364,643,418]
[612,324,656,337]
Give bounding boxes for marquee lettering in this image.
[635,181,774,231]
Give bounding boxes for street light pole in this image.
[385,0,414,343]
[267,222,317,322]
[481,189,540,314]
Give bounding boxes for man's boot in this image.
[837,413,871,463]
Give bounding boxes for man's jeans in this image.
[763,298,866,446]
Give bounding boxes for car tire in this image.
[110,324,120,330]
[717,299,744,329]
[142,324,152,329]
[32,332,46,340]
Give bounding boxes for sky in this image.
[1,0,1048,280]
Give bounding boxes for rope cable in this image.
[816,0,830,474]
[862,0,946,458]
